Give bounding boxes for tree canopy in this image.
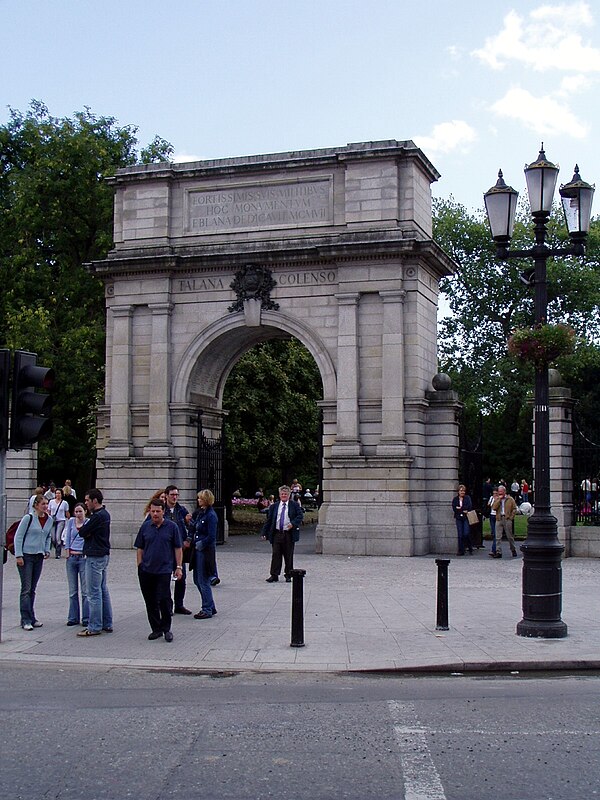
[0,101,172,487]
[223,338,322,496]
[434,196,600,480]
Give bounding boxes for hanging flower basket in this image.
[507,324,575,368]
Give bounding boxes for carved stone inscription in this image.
[186,179,332,233]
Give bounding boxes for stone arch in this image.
[89,140,462,555]
[172,309,336,409]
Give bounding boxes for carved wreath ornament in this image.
[228,264,279,313]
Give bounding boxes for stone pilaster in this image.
[331,292,362,457]
[548,382,574,554]
[105,305,133,457]
[377,289,407,456]
[143,302,173,457]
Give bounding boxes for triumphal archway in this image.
[89,140,460,554]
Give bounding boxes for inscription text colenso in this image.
[186,179,332,233]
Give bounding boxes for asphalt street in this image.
[1,663,599,800]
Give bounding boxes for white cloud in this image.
[172,153,204,164]
[555,73,594,96]
[491,87,589,138]
[413,120,478,155]
[473,2,600,72]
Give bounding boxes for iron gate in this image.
[572,409,600,525]
[459,412,483,546]
[196,415,225,544]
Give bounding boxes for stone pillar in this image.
[144,302,173,457]
[424,377,462,554]
[105,304,133,457]
[377,289,408,456]
[331,292,362,457]
[547,374,574,555]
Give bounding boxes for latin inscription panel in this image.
[186,178,333,233]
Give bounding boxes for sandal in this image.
[76,629,101,637]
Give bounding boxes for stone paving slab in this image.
[1,528,600,673]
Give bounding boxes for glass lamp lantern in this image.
[484,170,519,242]
[559,165,595,238]
[524,145,559,215]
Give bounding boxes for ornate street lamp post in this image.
[484,145,594,638]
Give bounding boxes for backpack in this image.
[4,515,33,560]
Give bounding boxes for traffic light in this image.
[10,350,55,450]
[0,349,9,451]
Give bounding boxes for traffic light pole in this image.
[0,447,6,642]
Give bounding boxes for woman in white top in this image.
[487,488,499,556]
[48,488,70,559]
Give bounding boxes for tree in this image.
[0,101,172,488]
[434,196,600,480]
[223,338,322,496]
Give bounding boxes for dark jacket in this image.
[452,494,473,520]
[80,506,111,556]
[260,499,303,543]
[188,506,218,576]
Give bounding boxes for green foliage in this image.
[223,339,322,495]
[434,196,600,479]
[0,101,172,488]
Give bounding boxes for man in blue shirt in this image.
[135,499,183,642]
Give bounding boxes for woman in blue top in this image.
[189,489,218,619]
[64,503,89,627]
[14,494,53,630]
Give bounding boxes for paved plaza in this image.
[1,527,599,673]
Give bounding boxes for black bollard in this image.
[435,558,450,631]
[290,568,307,647]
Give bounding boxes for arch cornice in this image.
[172,309,337,405]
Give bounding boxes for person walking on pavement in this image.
[134,498,183,642]
[14,494,53,630]
[77,489,113,636]
[491,485,518,558]
[261,485,304,582]
[164,484,192,615]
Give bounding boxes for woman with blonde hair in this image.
[188,489,218,619]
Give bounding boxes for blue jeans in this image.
[490,515,497,553]
[455,517,472,555]
[66,554,89,625]
[85,555,113,633]
[17,553,44,626]
[192,549,216,616]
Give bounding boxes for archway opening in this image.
[222,337,323,532]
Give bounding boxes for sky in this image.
[1,0,599,215]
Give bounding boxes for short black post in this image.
[290,568,307,647]
[435,559,450,631]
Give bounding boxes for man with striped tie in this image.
[261,485,304,582]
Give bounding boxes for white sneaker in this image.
[22,623,34,631]
[32,621,43,628]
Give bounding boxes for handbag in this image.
[466,509,479,525]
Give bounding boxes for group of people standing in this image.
[452,482,520,559]
[12,482,221,643]
[14,488,112,634]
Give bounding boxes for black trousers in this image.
[138,569,173,633]
[173,563,186,609]
[270,530,295,578]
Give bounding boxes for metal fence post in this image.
[290,568,306,647]
[435,558,450,631]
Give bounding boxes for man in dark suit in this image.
[261,485,304,582]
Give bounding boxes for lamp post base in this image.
[516,618,568,638]
[516,512,568,639]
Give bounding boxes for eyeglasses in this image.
[168,492,179,497]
